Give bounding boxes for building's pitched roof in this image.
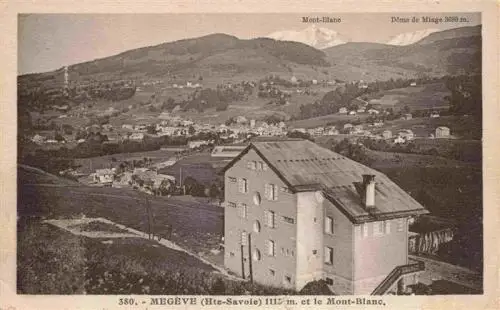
[222,139,428,223]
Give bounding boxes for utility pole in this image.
[145,195,154,240]
[240,244,245,280]
[248,233,253,283]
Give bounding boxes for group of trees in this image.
[182,87,249,113]
[296,76,442,120]
[444,75,481,120]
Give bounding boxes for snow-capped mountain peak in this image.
[386,28,440,46]
[266,25,348,49]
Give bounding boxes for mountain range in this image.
[18,25,481,89]
[386,28,440,46]
[266,25,348,49]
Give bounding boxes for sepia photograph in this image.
[11,9,491,303]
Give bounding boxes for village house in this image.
[31,134,46,145]
[430,112,440,118]
[222,139,428,294]
[92,168,115,185]
[368,109,380,115]
[435,126,450,138]
[394,136,406,144]
[338,107,348,114]
[324,127,339,136]
[357,107,366,113]
[212,145,247,158]
[348,110,357,116]
[188,140,211,149]
[128,132,145,141]
[398,129,414,141]
[402,113,413,121]
[353,125,364,133]
[382,130,393,139]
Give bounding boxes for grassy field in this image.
[366,82,450,111]
[17,219,217,294]
[17,165,298,294]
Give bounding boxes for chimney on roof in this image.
[362,174,376,207]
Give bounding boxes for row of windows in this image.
[267,268,293,285]
[357,219,405,238]
[247,160,269,171]
[240,233,295,261]
[229,176,290,201]
[228,204,295,229]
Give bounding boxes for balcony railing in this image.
[371,261,425,295]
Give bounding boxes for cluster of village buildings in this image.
[31,107,452,146]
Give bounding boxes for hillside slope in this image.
[325,25,481,81]
[19,33,330,89]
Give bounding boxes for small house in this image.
[93,168,115,185]
[382,130,392,139]
[338,107,348,114]
[435,127,450,138]
[394,136,405,144]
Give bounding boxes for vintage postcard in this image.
[1,0,499,309]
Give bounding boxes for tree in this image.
[146,124,158,135]
[286,131,314,141]
[158,179,175,196]
[54,131,65,142]
[188,125,195,135]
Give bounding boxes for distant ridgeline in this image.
[18,74,137,109]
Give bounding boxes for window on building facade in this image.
[267,240,275,256]
[241,231,248,246]
[280,186,291,193]
[269,269,275,276]
[239,203,247,219]
[324,247,334,265]
[238,178,248,193]
[264,210,275,228]
[284,275,292,284]
[384,220,391,234]
[262,163,269,171]
[253,220,261,233]
[325,216,334,234]
[257,161,264,170]
[265,183,278,201]
[373,221,384,236]
[227,201,237,208]
[228,176,237,183]
[253,192,261,206]
[363,223,369,237]
[247,161,257,170]
[282,216,295,224]
[397,218,405,232]
[253,249,261,261]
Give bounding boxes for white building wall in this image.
[295,191,324,290]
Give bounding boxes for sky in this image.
[18,13,481,75]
